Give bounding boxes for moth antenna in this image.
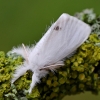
[22,43,29,63]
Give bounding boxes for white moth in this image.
[11,13,91,93]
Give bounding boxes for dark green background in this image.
[0,0,100,100]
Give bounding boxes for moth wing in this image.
[30,13,91,68]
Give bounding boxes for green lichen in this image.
[0,52,40,100]
[0,9,100,100]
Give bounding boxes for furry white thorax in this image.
[11,13,91,93]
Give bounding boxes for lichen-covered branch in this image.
[0,9,100,100]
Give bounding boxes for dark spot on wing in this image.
[54,26,61,31]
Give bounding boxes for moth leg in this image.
[28,70,48,94]
[28,73,40,94]
[40,61,64,70]
[11,65,29,83]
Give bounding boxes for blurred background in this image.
[0,0,100,99]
